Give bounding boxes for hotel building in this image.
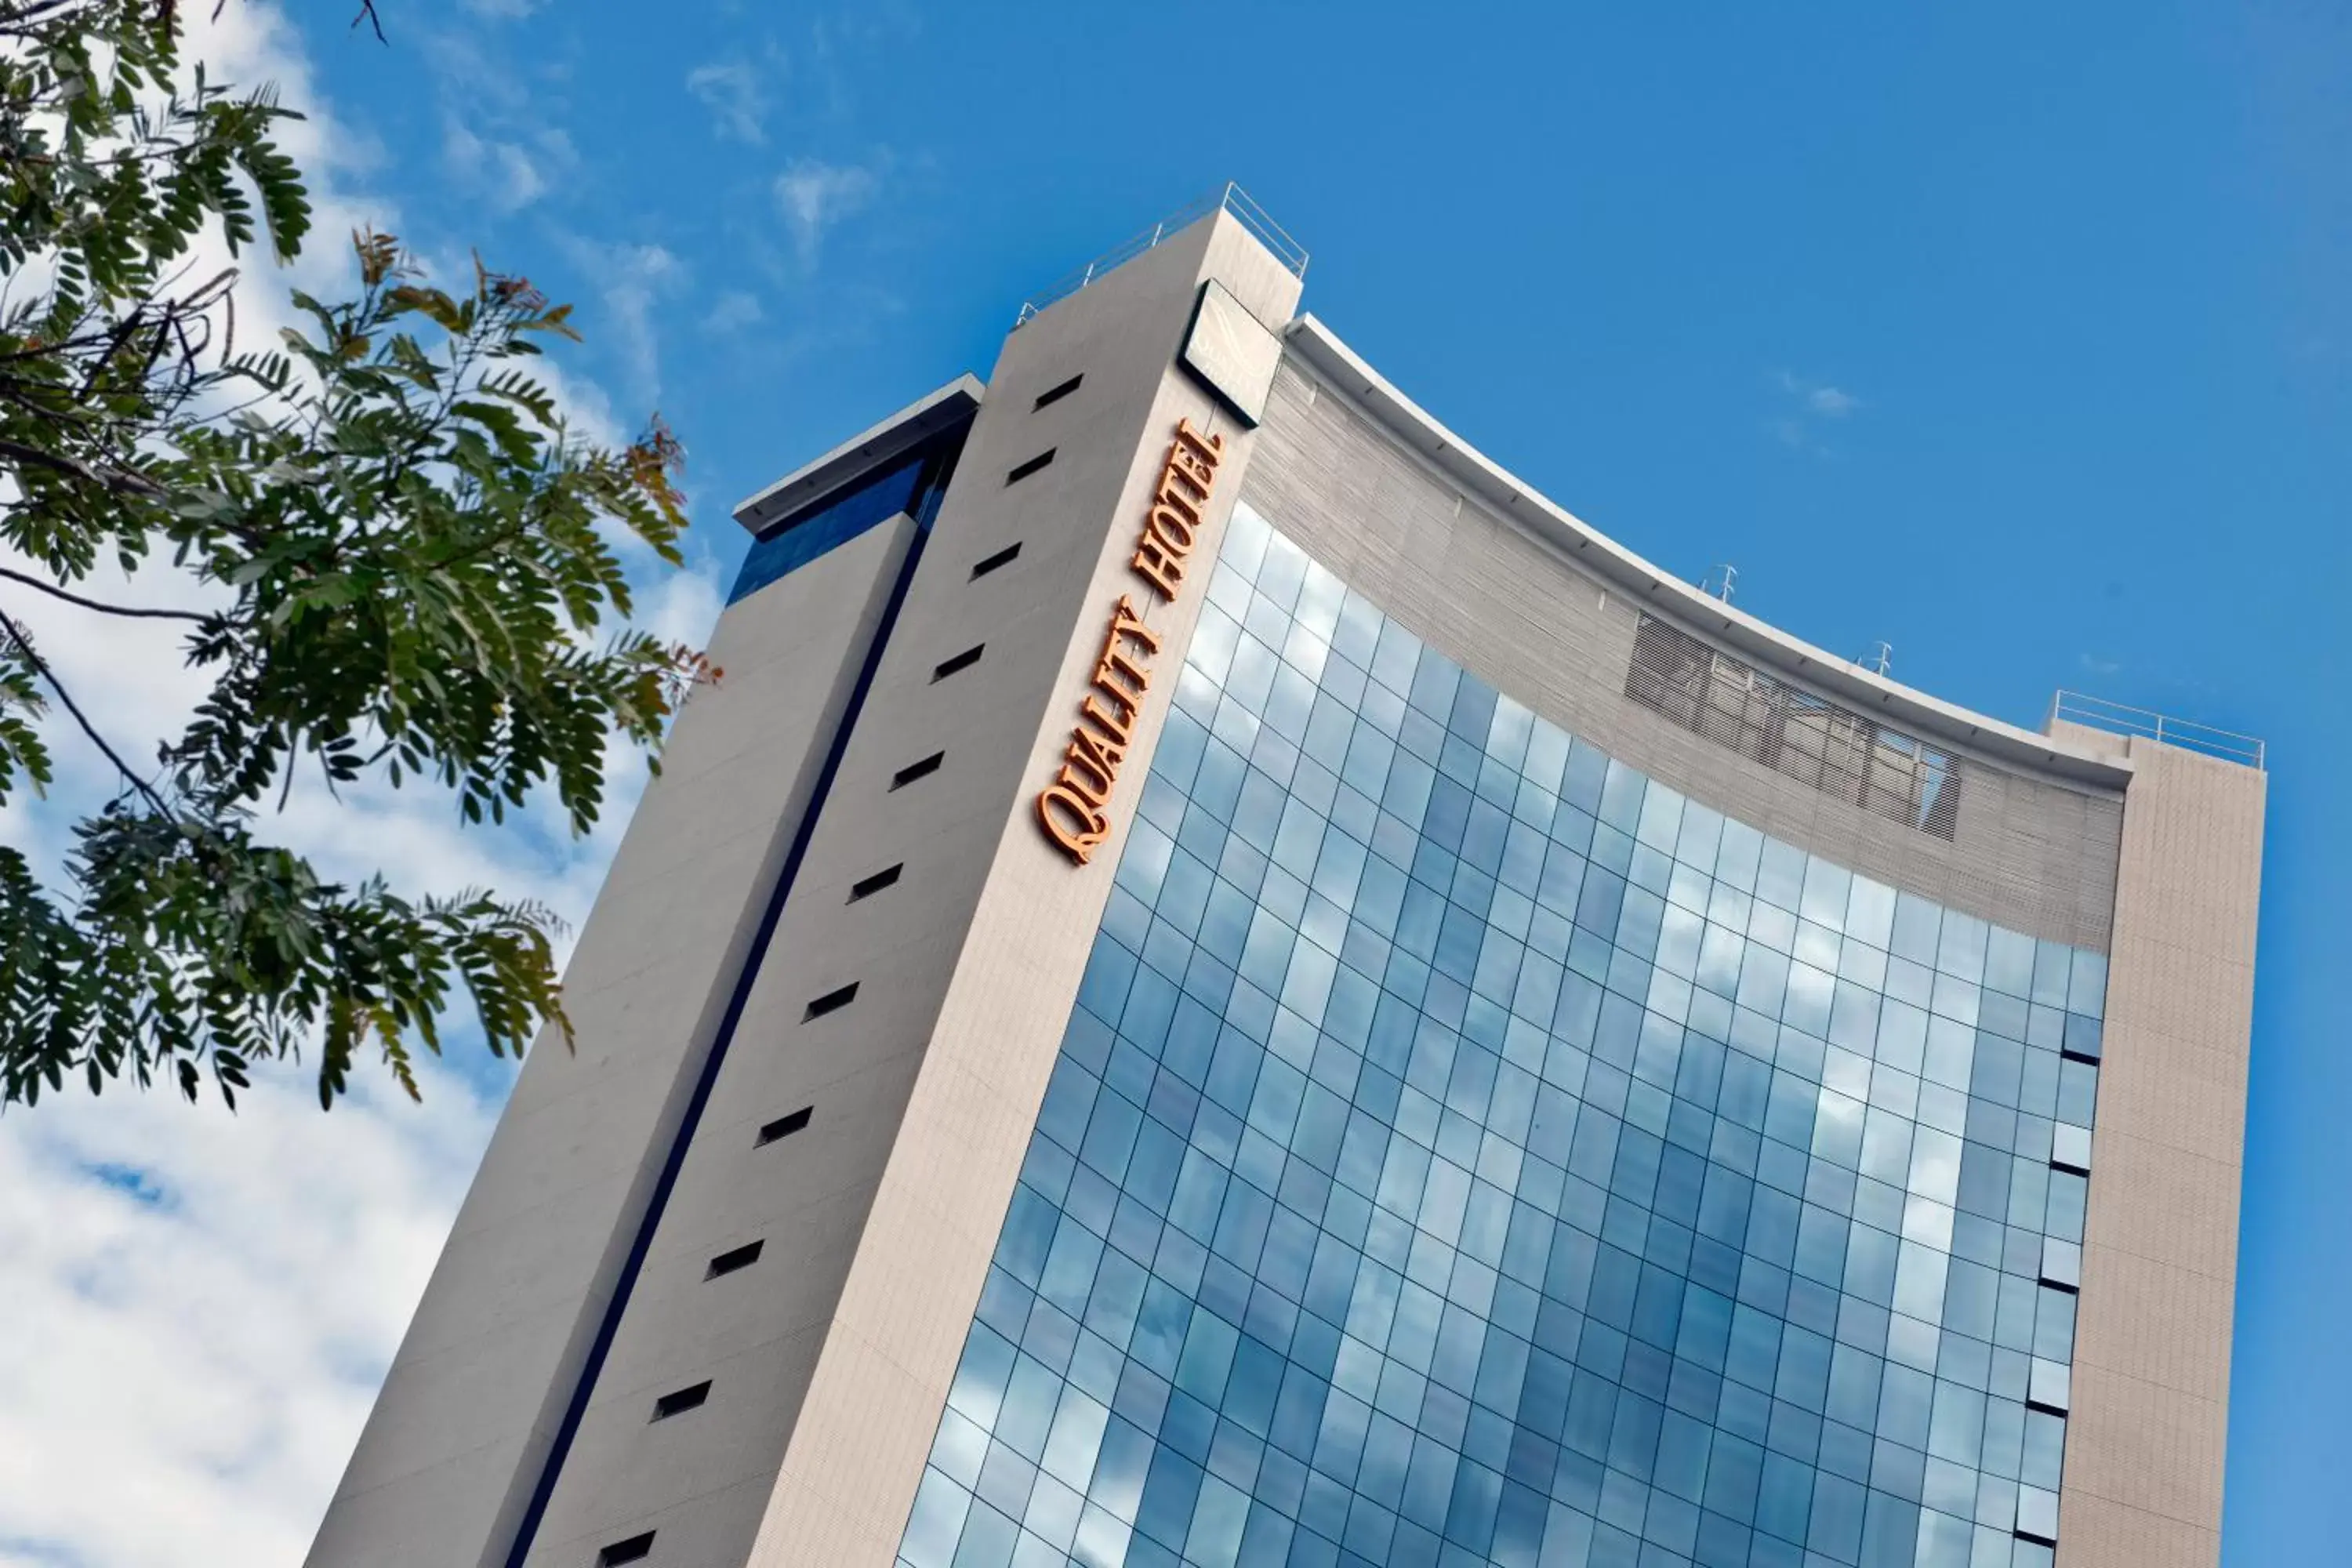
[307,190,2265,1568]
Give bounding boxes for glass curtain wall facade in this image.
[896,505,2108,1568]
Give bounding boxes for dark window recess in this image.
[931,644,985,683]
[802,982,859,1021]
[757,1105,814,1145]
[1033,373,1083,411]
[970,542,1022,579]
[1005,448,1055,485]
[891,752,944,789]
[848,863,903,902]
[650,1381,711,1421]
[597,1534,655,1566]
[706,1240,764,1279]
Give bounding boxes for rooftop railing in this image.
[2050,690,2266,770]
[1013,183,1307,328]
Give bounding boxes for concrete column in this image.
[2053,731,2264,1568]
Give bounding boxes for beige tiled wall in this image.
[304,515,921,1568]
[2055,734,2263,1568]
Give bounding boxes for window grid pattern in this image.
[897,504,2107,1568]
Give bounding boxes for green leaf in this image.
[0,11,711,1112]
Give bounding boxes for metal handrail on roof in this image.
[2050,690,2266,770]
[1012,183,1307,328]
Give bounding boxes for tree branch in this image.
[0,437,167,497]
[0,565,212,623]
[0,608,176,819]
[0,0,89,36]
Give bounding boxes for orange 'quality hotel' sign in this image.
[1036,418,1224,865]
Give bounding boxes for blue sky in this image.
[305,2,2352,1561]
[3,3,2343,1564]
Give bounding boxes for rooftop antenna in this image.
[1862,641,1893,677]
[1702,564,1738,603]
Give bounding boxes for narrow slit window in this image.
[849,863,903,902]
[971,542,1022,579]
[803,982,858,1021]
[1005,448,1055,485]
[706,1240,764,1279]
[597,1533,655,1566]
[891,752,944,789]
[757,1105,813,1145]
[651,1381,711,1421]
[931,644,985,683]
[1033,373,1083,411]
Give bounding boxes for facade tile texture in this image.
[2055,733,2262,1568]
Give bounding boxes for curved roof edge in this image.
[1281,315,2132,793]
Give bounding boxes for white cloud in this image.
[0,7,731,1565]
[0,1062,499,1568]
[443,115,576,214]
[701,289,764,335]
[0,554,225,810]
[1806,384,1859,418]
[177,0,395,276]
[1771,372,1863,449]
[0,522,725,1568]
[687,57,771,144]
[421,11,591,222]
[557,236,684,406]
[774,154,884,270]
[1776,371,1860,416]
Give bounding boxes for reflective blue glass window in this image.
[898,503,2107,1568]
[731,434,959,603]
